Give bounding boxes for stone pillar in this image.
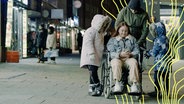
[144,0,160,21]
[179,7,184,59]
[142,0,160,70]
[1,0,8,62]
[0,0,1,62]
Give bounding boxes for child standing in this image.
[80,14,112,96]
[145,22,169,97]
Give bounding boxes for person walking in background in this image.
[77,31,83,55]
[31,31,37,56]
[36,24,48,63]
[46,26,57,64]
[115,0,149,63]
[27,31,37,57]
[144,22,169,97]
[80,14,112,96]
[107,22,140,93]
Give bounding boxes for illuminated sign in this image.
[51,9,63,19]
[5,0,13,47]
[74,16,79,27]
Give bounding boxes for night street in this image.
[0,53,183,104]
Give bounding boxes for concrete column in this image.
[144,0,160,21]
[179,7,184,59]
[0,0,1,62]
[142,0,160,70]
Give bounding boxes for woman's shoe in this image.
[114,80,122,92]
[37,60,40,63]
[130,82,140,93]
[148,91,161,98]
[51,60,56,64]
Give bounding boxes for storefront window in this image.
[22,0,28,5]
[5,0,13,48]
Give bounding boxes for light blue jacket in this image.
[107,35,140,59]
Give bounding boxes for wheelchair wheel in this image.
[104,73,110,99]
[104,86,110,98]
[135,95,142,101]
[101,61,110,98]
[101,62,106,94]
[104,67,111,99]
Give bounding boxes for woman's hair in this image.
[48,26,55,34]
[112,22,130,37]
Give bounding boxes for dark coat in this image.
[77,32,83,47]
[36,28,48,48]
[115,6,149,46]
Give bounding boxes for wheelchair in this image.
[100,50,143,99]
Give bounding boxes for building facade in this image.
[1,0,184,62]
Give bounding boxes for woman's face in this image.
[118,25,129,38]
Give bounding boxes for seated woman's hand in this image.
[120,51,130,58]
[126,52,133,58]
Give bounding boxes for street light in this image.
[73,0,82,9]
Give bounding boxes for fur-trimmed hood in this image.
[80,14,112,68]
[91,14,112,33]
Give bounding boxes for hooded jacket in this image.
[147,22,169,72]
[80,14,112,68]
[128,0,140,10]
[115,0,149,46]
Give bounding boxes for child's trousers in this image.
[87,65,100,84]
[154,71,169,93]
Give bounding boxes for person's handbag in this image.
[44,49,59,58]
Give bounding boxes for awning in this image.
[27,10,41,18]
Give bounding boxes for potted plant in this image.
[6,39,19,63]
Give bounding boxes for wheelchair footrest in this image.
[111,91,126,95]
[111,91,142,96]
[128,92,142,96]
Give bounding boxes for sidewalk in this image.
[0,53,183,104]
[19,53,80,65]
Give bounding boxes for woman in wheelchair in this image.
[106,22,140,93]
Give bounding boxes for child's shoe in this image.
[88,83,102,96]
